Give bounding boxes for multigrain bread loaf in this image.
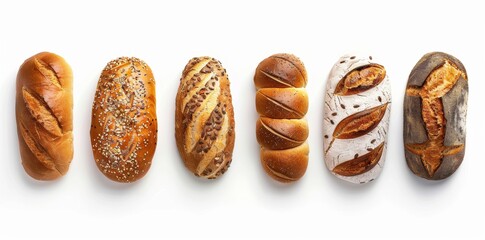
[254,53,309,183]
[15,52,73,181]
[91,57,157,183]
[175,56,235,179]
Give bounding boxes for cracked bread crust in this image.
[404,52,468,180]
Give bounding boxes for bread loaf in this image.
[91,57,157,183]
[404,52,467,180]
[254,53,309,183]
[175,57,235,179]
[323,54,391,184]
[16,52,73,180]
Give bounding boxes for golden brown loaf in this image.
[15,52,73,180]
[91,57,157,183]
[254,53,309,183]
[175,57,235,179]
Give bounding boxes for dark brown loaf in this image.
[404,52,467,180]
[254,53,309,183]
[175,57,235,179]
[16,52,73,180]
[91,57,157,183]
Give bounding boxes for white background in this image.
[1,0,484,239]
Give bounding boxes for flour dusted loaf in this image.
[175,57,235,179]
[323,54,391,184]
[91,57,157,183]
[404,52,467,180]
[254,53,309,183]
[16,52,73,181]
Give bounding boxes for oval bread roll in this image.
[175,57,235,179]
[16,52,73,181]
[90,57,157,183]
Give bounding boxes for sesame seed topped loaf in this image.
[175,56,235,179]
[91,57,157,183]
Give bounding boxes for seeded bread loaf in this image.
[16,52,73,181]
[175,57,235,179]
[254,53,309,183]
[91,57,157,183]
